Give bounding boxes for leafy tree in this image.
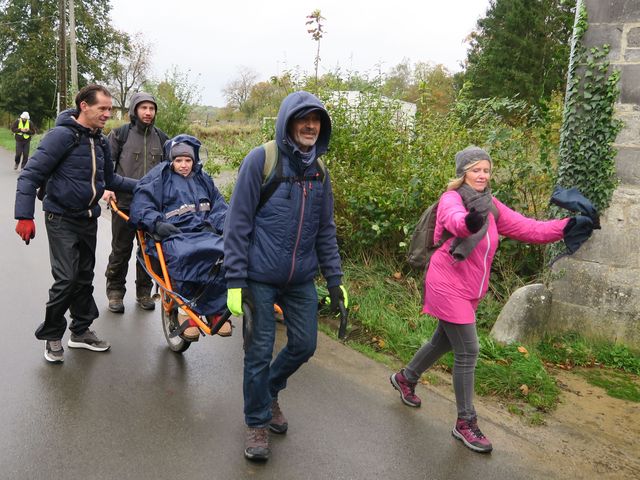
[382,60,456,113]
[242,74,294,120]
[463,0,576,107]
[0,0,123,123]
[144,66,201,137]
[105,32,152,117]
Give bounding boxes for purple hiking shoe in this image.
[452,417,493,453]
[390,369,421,407]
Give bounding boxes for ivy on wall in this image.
[557,1,622,211]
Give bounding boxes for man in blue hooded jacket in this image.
[14,84,137,364]
[224,91,347,461]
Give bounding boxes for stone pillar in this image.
[549,0,640,349]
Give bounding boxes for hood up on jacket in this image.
[128,92,158,126]
[162,134,203,173]
[275,91,331,160]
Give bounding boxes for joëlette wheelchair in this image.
[109,201,347,352]
[110,200,235,353]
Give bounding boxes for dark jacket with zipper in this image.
[108,92,168,209]
[224,91,343,289]
[14,108,136,220]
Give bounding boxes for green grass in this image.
[317,257,640,418]
[576,369,640,402]
[0,127,42,152]
[536,333,640,374]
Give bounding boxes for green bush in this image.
[319,89,561,321]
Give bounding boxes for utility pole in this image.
[57,0,67,112]
[68,0,78,98]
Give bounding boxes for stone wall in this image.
[548,0,640,349]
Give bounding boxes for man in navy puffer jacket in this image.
[224,91,347,461]
[14,85,136,364]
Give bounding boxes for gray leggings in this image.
[404,320,479,420]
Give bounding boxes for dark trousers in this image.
[35,213,99,340]
[14,139,30,168]
[105,210,152,298]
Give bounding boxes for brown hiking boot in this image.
[136,295,155,311]
[244,426,270,461]
[108,295,124,314]
[269,399,288,434]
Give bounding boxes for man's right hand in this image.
[16,219,36,245]
[102,190,116,203]
[227,288,244,316]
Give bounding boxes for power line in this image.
[0,14,57,27]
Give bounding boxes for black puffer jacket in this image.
[15,109,136,219]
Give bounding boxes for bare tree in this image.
[222,66,258,112]
[106,32,153,117]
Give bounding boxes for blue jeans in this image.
[243,280,318,427]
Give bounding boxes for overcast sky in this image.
[109,0,491,107]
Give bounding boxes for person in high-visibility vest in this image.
[10,112,36,170]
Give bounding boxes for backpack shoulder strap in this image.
[262,140,278,181]
[37,126,81,201]
[256,140,327,211]
[315,157,327,182]
[155,127,169,153]
[257,140,281,211]
[114,124,132,148]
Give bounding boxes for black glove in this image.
[328,285,345,313]
[155,222,180,239]
[465,208,485,233]
[591,215,601,230]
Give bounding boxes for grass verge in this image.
[318,256,640,421]
[0,127,42,154]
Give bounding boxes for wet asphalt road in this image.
[0,147,562,480]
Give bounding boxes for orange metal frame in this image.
[109,200,215,335]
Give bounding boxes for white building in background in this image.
[325,90,417,128]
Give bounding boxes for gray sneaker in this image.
[44,340,64,363]
[68,329,111,352]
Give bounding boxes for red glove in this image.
[16,219,36,245]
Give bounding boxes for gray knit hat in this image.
[170,143,195,161]
[455,146,491,177]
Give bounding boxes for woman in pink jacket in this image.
[390,146,571,454]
